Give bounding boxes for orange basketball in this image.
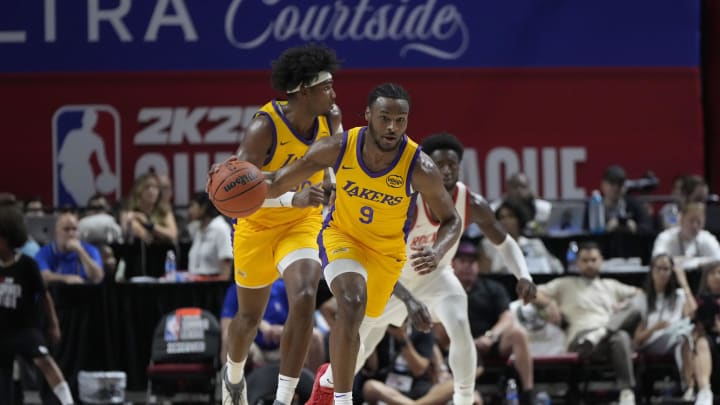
[207,159,267,218]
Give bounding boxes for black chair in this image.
[145,307,221,404]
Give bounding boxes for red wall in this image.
[0,67,704,206]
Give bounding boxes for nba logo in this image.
[52,105,121,207]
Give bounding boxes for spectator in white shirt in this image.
[187,192,233,279]
[652,202,720,264]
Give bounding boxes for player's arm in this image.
[468,192,533,281]
[410,152,462,275]
[267,135,342,198]
[467,192,536,302]
[393,282,432,332]
[235,115,273,167]
[235,114,324,208]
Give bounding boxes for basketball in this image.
[207,159,267,218]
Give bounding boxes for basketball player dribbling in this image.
[216,44,343,405]
[265,83,463,405]
[335,133,538,405]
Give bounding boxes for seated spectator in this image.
[361,323,454,405]
[220,282,325,372]
[0,194,40,256]
[652,201,720,265]
[77,193,122,245]
[694,261,720,403]
[118,173,178,278]
[659,175,710,230]
[658,175,688,230]
[683,175,710,204]
[24,196,46,218]
[440,241,538,404]
[119,172,178,245]
[593,165,653,234]
[534,241,642,405]
[0,205,75,405]
[187,192,232,279]
[633,254,712,403]
[34,211,104,284]
[482,199,563,274]
[490,172,552,235]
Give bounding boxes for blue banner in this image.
[0,0,699,73]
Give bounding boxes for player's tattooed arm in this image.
[410,152,462,275]
[267,135,342,198]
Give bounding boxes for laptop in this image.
[25,215,57,245]
[545,200,587,237]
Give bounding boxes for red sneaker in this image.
[306,363,334,405]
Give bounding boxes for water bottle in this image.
[505,378,519,405]
[164,250,177,281]
[588,190,605,234]
[661,376,673,398]
[535,391,551,405]
[565,241,578,273]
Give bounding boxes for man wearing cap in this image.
[594,164,653,233]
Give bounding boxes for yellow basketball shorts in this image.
[319,226,405,317]
[232,215,322,288]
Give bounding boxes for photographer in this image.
[589,165,654,234]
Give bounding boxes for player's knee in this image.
[233,309,264,330]
[288,284,317,311]
[336,293,366,324]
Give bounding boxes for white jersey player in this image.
[318,133,537,405]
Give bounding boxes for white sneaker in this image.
[618,388,635,405]
[221,364,248,405]
[683,387,695,401]
[695,387,713,405]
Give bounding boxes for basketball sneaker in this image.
[306,363,334,405]
[221,363,248,405]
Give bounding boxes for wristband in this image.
[261,192,296,208]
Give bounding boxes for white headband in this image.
[287,71,333,94]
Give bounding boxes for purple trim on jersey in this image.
[230,217,237,250]
[255,111,277,166]
[403,193,419,243]
[333,130,349,172]
[272,99,318,145]
[357,127,408,178]
[405,146,422,197]
[317,205,336,269]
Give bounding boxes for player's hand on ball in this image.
[292,183,326,208]
[410,246,441,275]
[516,278,537,304]
[205,156,238,192]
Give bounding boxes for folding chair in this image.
[146,307,221,404]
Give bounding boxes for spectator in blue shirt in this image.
[220,281,325,371]
[35,212,103,284]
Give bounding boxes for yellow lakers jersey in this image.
[240,99,332,228]
[324,126,421,259]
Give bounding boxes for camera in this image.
[624,171,659,193]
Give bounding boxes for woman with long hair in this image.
[634,254,713,403]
